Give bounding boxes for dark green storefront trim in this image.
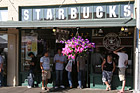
[0,19,136,28]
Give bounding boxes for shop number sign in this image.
[21,3,134,21]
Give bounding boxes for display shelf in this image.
[92,36,133,39]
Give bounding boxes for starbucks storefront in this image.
[2,2,135,89]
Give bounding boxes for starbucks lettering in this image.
[21,3,134,21]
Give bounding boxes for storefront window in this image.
[91,27,134,75]
[21,30,38,71]
[33,8,44,21]
[21,29,56,72]
[80,6,92,19]
[0,9,8,21]
[0,33,8,86]
[93,6,106,19]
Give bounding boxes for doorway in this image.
[90,27,134,90]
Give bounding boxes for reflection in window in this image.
[0,10,8,21]
[94,6,106,19]
[68,7,79,20]
[21,9,32,21]
[33,9,43,21]
[81,6,92,19]
[107,5,119,18]
[44,8,54,20]
[56,8,67,20]
[21,30,38,71]
[120,4,134,18]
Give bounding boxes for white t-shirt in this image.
[117,52,128,68]
[40,56,50,70]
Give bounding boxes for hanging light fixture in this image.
[52,27,57,32]
[98,29,103,34]
[121,27,125,31]
[76,27,80,36]
[124,28,128,32]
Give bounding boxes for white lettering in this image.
[35,9,41,20]
[46,9,53,20]
[83,7,90,18]
[71,8,77,19]
[109,6,117,18]
[24,10,29,20]
[58,9,65,19]
[124,5,131,17]
[96,6,103,18]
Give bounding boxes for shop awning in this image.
[0,18,136,28]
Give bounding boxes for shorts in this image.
[119,67,126,81]
[42,70,51,80]
[102,70,113,84]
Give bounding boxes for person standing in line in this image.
[67,59,75,89]
[77,55,87,89]
[113,47,128,93]
[27,52,36,88]
[28,52,41,88]
[0,52,3,87]
[54,49,67,89]
[40,51,51,91]
[102,54,115,91]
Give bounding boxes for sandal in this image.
[106,86,109,91]
[46,87,50,91]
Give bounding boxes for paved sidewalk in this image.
[0,87,133,93]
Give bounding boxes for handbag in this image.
[65,60,72,72]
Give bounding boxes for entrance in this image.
[90,27,134,90]
[0,32,8,86]
[20,27,134,89]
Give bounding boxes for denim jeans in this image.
[55,70,63,86]
[68,71,72,87]
[78,70,86,88]
[0,70,3,87]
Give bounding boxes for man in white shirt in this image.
[0,52,4,87]
[113,47,128,93]
[40,51,51,91]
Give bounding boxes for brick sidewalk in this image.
[0,87,133,93]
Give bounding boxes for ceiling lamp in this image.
[52,27,57,32]
[98,29,103,34]
[124,28,128,32]
[121,27,125,31]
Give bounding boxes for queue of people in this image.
[27,47,128,93]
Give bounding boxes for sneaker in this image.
[27,86,31,88]
[77,86,82,89]
[70,86,72,89]
[55,86,58,89]
[60,85,65,88]
[42,87,46,90]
